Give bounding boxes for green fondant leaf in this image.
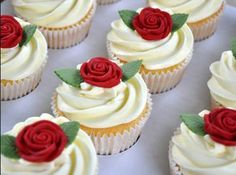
[121,60,142,81]
[19,24,37,47]
[1,135,20,159]
[60,121,80,145]
[231,38,236,58]
[119,10,138,30]
[54,68,83,88]
[180,114,206,136]
[171,14,189,33]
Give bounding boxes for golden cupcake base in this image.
[15,3,96,49]
[188,3,224,42]
[139,52,192,94]
[51,92,152,155]
[107,41,193,94]
[1,58,47,101]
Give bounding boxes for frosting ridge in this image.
[107,9,193,70]
[1,114,97,175]
[148,0,223,23]
[172,110,236,175]
[1,18,47,80]
[12,0,95,27]
[208,51,236,108]
[56,65,148,128]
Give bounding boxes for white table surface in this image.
[1,1,236,175]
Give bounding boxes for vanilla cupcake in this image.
[107,7,194,93]
[1,15,47,101]
[12,0,96,49]
[97,0,120,5]
[169,108,236,175]
[51,57,152,155]
[148,0,224,41]
[207,41,236,109]
[1,113,98,175]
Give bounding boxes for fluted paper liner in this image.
[1,58,47,101]
[107,41,193,94]
[51,92,152,155]
[140,54,192,94]
[188,3,224,42]
[97,0,120,5]
[169,129,183,175]
[15,2,96,49]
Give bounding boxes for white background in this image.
[1,1,236,175]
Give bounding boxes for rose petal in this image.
[204,108,236,146]
[80,57,122,88]
[132,7,172,41]
[0,15,23,48]
[16,120,68,162]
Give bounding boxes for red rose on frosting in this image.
[204,108,236,146]
[80,57,122,88]
[132,7,173,41]
[0,15,23,48]
[15,120,68,162]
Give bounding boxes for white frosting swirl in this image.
[56,65,148,128]
[1,114,98,175]
[148,0,223,23]
[107,10,193,70]
[1,18,47,80]
[172,110,236,175]
[12,0,95,28]
[208,51,236,109]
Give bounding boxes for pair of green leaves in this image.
[1,121,80,160]
[54,60,142,88]
[119,10,188,34]
[180,114,206,136]
[19,24,37,47]
[231,38,236,58]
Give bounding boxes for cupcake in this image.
[1,15,47,101]
[97,0,120,5]
[207,40,236,109]
[51,57,152,155]
[107,7,194,93]
[148,0,224,41]
[1,113,98,175]
[169,108,236,175]
[12,0,96,49]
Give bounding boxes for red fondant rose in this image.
[0,15,23,48]
[16,120,67,162]
[204,108,236,146]
[80,57,122,88]
[132,7,172,40]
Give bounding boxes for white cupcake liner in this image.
[107,41,193,94]
[97,0,120,5]
[1,58,47,101]
[15,2,96,49]
[91,95,151,155]
[188,3,224,42]
[140,53,192,94]
[169,129,182,175]
[51,92,152,155]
